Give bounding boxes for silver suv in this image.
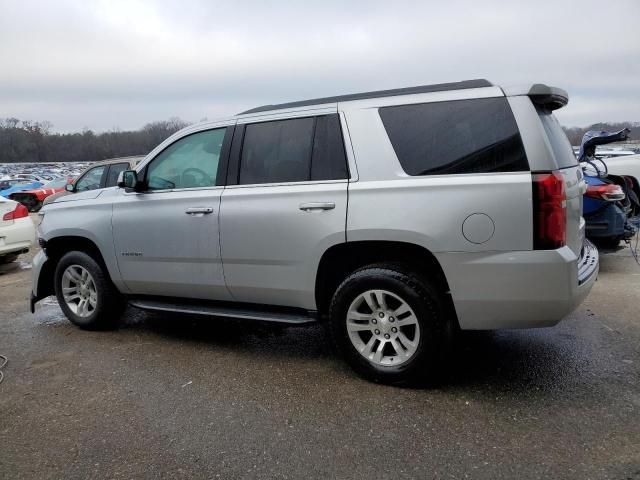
[31,80,598,384]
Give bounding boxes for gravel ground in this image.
[0,237,639,479]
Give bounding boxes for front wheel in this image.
[329,264,452,386]
[54,251,125,330]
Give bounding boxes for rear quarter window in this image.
[379,97,529,176]
[537,110,578,169]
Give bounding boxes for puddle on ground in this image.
[0,262,20,275]
[32,302,67,326]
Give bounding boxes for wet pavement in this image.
[0,242,639,479]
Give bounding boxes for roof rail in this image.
[239,79,493,115]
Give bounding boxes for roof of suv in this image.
[239,79,493,115]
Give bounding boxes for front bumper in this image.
[30,249,50,313]
[436,241,599,330]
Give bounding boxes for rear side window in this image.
[379,97,529,176]
[311,115,349,181]
[537,110,578,169]
[238,114,348,185]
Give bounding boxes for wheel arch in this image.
[36,235,115,300]
[315,240,454,318]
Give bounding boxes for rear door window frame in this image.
[227,113,350,187]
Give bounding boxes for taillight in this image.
[2,203,29,221]
[532,171,566,249]
[585,184,625,202]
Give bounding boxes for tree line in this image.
[0,117,638,164]
[0,117,190,163]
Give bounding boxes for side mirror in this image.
[65,183,75,192]
[118,170,142,191]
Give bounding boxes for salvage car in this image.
[9,178,70,212]
[43,157,143,206]
[0,197,35,263]
[602,153,640,184]
[0,180,43,199]
[31,80,598,385]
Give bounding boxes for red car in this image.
[9,178,71,212]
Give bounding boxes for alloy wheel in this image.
[346,289,420,366]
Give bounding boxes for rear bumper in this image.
[436,242,599,330]
[584,204,627,238]
[0,217,35,256]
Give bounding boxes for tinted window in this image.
[75,165,106,191]
[537,110,577,169]
[238,115,348,185]
[379,97,529,175]
[311,115,349,181]
[106,162,129,187]
[240,117,314,184]
[147,128,226,190]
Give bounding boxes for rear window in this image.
[379,97,529,176]
[537,109,578,169]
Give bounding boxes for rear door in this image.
[219,112,349,309]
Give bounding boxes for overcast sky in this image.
[1,0,639,132]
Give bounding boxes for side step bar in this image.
[128,298,317,325]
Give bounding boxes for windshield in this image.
[44,178,68,189]
[537,109,578,169]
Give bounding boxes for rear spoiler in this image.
[502,83,569,110]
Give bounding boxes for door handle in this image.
[185,207,214,215]
[299,202,336,212]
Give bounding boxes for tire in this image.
[0,253,19,265]
[594,236,621,249]
[54,251,125,330]
[329,263,453,386]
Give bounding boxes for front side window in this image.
[75,165,107,191]
[379,97,529,176]
[106,162,129,187]
[146,128,226,190]
[238,114,348,185]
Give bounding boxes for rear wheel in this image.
[330,263,452,386]
[54,251,125,330]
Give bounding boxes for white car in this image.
[0,197,35,263]
[601,153,640,182]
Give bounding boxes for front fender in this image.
[38,190,128,293]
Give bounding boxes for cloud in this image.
[1,0,638,131]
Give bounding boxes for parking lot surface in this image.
[1,245,639,479]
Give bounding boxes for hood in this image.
[578,128,631,161]
[51,189,105,203]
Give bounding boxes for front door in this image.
[112,125,233,300]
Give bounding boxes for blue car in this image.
[0,180,43,198]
